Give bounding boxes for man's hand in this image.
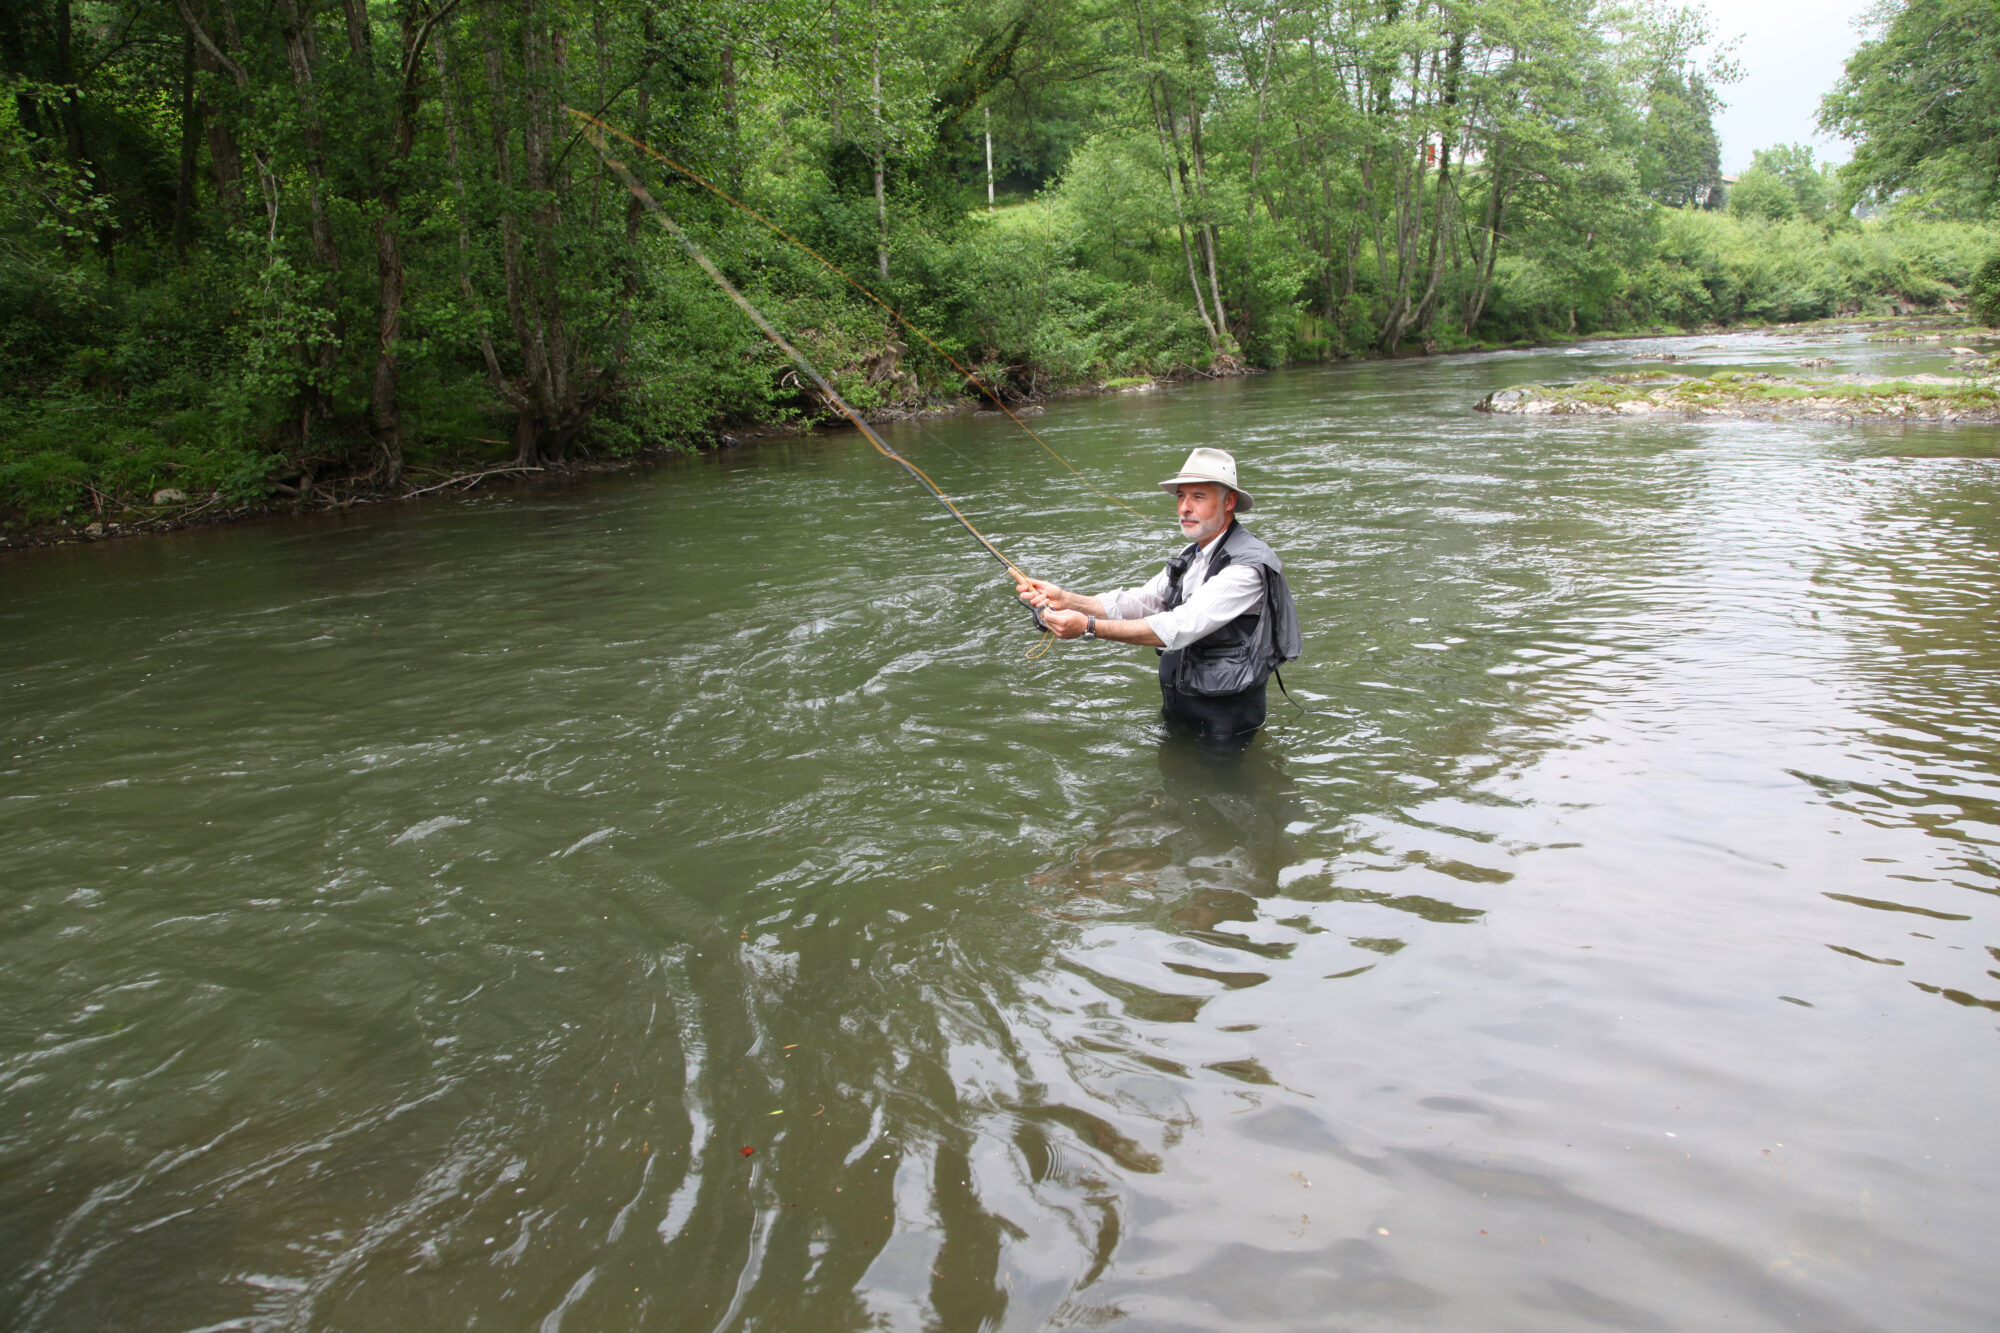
[1015,577,1114,636]
[1015,576,1069,612]
[1041,609,1089,640]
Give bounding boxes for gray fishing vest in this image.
[1157,521,1302,697]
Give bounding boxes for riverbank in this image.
[0,459,657,554]
[8,315,1994,554]
[0,363,1252,553]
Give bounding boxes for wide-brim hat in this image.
[1158,447,1253,512]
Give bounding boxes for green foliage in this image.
[1613,210,1985,327]
[0,241,298,522]
[1729,144,1830,223]
[1969,250,2000,326]
[1727,167,1795,222]
[1820,0,2000,216]
[921,217,1209,389]
[611,263,794,450]
[1225,217,1316,368]
[1638,72,1723,209]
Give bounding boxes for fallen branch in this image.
[404,464,544,498]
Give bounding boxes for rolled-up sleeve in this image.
[1142,564,1264,650]
[1097,567,1173,622]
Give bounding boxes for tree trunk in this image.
[434,30,514,401]
[871,12,888,280]
[627,13,655,246]
[486,24,553,460]
[1410,30,1466,339]
[176,0,247,228]
[50,0,99,252]
[343,0,399,485]
[272,0,343,441]
[1149,83,1218,346]
[828,0,843,137]
[172,28,199,255]
[1130,0,1218,346]
[1184,97,1228,348]
[1462,143,1507,335]
[1241,17,1276,279]
[274,0,337,277]
[507,19,568,462]
[721,26,740,191]
[357,0,439,489]
[486,9,618,468]
[53,0,86,175]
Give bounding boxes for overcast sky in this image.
[1706,0,1883,173]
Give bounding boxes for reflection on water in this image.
[1038,733,1304,905]
[3,325,1999,1330]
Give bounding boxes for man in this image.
[1017,447,1301,746]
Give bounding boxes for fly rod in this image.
[573,115,1047,634]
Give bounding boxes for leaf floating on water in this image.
[739,1146,756,1157]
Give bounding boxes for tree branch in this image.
[170,0,248,88]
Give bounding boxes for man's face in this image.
[1175,483,1235,545]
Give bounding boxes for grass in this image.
[975,197,1058,233]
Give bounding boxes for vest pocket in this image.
[1172,639,1266,697]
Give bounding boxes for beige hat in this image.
[1159,447,1253,512]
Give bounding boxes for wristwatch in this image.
[1084,615,1097,639]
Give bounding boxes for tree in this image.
[1820,0,2000,216]
[1728,143,1828,223]
[1727,167,1795,222]
[1632,3,1735,210]
[1638,68,1722,208]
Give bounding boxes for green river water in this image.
[4,328,1998,1331]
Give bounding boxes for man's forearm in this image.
[1092,617,1165,648]
[1061,591,1108,617]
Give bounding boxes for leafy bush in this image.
[1970,249,2000,327]
[1728,170,1799,223]
[1592,211,1993,334]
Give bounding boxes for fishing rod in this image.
[573,114,1048,635]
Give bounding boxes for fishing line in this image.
[568,108,1152,528]
[575,116,1049,639]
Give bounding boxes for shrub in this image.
[1966,249,2000,326]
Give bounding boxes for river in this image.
[3,327,1997,1331]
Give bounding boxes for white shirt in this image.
[1097,534,1265,651]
